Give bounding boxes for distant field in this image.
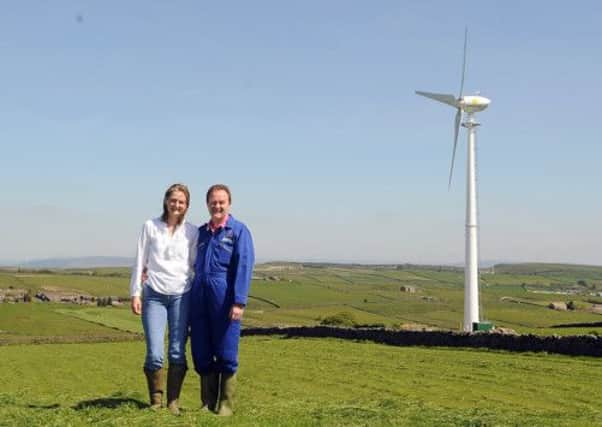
[0,303,139,345]
[1,263,601,337]
[0,271,129,298]
[1,337,601,426]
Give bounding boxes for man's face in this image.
[207,189,231,224]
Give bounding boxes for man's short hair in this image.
[206,184,232,204]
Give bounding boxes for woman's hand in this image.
[229,303,245,321]
[131,296,142,315]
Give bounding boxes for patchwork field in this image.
[1,263,601,425]
[1,263,602,340]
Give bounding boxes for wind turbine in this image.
[416,29,491,333]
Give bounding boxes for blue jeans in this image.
[142,286,190,371]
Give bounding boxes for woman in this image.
[129,183,198,414]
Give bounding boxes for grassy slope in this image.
[0,303,139,344]
[1,264,601,425]
[0,271,129,298]
[494,262,602,276]
[55,306,144,334]
[1,337,601,426]
[248,269,602,335]
[2,263,602,337]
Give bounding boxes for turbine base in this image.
[472,321,494,332]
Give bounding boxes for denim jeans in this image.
[142,286,190,371]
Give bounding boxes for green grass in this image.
[0,337,600,426]
[18,274,129,297]
[0,303,139,344]
[55,306,144,334]
[2,263,601,425]
[2,263,602,338]
[246,304,395,328]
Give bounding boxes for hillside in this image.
[1,263,601,340]
[493,262,602,278]
[1,262,601,425]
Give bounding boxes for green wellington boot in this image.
[216,372,237,417]
[200,372,219,412]
[143,368,164,410]
[166,364,187,415]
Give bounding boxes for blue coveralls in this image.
[190,215,255,375]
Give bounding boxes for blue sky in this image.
[1,1,601,265]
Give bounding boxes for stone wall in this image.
[242,326,601,357]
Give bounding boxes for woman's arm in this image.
[129,221,150,313]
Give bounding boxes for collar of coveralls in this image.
[207,214,230,233]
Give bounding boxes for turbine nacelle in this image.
[459,95,490,113]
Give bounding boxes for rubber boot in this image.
[200,372,219,412]
[216,372,237,416]
[143,368,164,409]
[166,364,187,415]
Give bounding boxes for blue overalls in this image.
[190,215,255,375]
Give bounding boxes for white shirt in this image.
[129,217,199,297]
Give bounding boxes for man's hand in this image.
[229,303,245,321]
[131,296,142,315]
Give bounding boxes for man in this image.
[190,184,255,416]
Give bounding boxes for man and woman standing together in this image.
[129,183,254,416]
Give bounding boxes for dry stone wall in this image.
[242,326,601,357]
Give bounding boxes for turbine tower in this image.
[415,29,491,332]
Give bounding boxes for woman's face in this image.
[165,190,188,220]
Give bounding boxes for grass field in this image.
[2,262,602,338]
[0,272,129,298]
[1,337,601,426]
[1,263,601,425]
[0,304,139,345]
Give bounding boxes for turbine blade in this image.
[458,27,467,98]
[415,91,459,108]
[448,108,462,189]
